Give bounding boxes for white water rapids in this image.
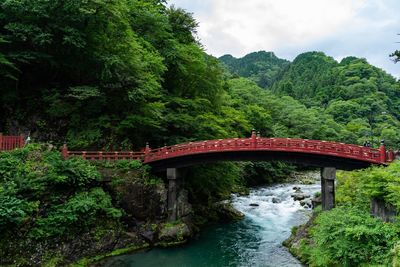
[230,182,320,266]
[102,175,321,267]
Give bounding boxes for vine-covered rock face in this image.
[0,145,138,266]
[104,168,168,222]
[176,189,193,219]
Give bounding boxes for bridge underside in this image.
[148,150,375,172]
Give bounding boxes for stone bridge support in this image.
[167,168,180,221]
[321,167,336,210]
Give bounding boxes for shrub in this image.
[45,153,101,187]
[30,188,122,239]
[0,144,120,240]
[307,205,400,267]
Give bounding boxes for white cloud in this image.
[190,0,367,56]
[169,0,400,77]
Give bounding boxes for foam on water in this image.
[101,180,321,267]
[230,183,321,267]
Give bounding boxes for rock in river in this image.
[291,193,310,201]
[272,197,281,203]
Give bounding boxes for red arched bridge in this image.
[60,131,396,220]
[1,131,397,221]
[2,132,395,169]
[59,131,395,171]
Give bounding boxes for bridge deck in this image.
[60,135,395,170]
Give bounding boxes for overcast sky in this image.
[168,0,400,78]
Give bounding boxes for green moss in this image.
[301,178,315,185]
[313,191,321,198]
[163,220,181,228]
[150,223,158,231]
[70,243,150,267]
[392,242,400,267]
[43,253,63,267]
[155,240,187,248]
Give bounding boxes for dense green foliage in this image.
[336,161,400,210]
[1,1,400,264]
[4,0,393,209]
[271,52,400,147]
[219,51,289,88]
[305,206,399,266]
[0,145,121,241]
[2,1,399,150]
[0,0,232,149]
[220,51,400,148]
[296,161,400,266]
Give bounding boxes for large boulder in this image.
[213,201,245,222]
[291,193,310,201]
[272,197,281,204]
[157,222,192,244]
[300,199,312,208]
[311,196,322,208]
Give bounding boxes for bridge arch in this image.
[144,133,389,172]
[61,131,395,221]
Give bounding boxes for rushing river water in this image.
[102,182,320,267]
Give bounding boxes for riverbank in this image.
[71,169,320,266]
[284,162,400,266]
[0,145,251,266]
[100,182,320,267]
[1,144,324,266]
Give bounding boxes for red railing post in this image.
[388,149,395,162]
[62,144,68,159]
[379,140,386,163]
[251,129,257,148]
[0,133,3,150]
[19,134,24,148]
[144,142,151,162]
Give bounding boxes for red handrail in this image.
[143,137,385,164]
[0,134,24,151]
[61,137,389,165]
[61,144,144,161]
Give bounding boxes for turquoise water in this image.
[102,183,320,267]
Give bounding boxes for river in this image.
[102,181,320,267]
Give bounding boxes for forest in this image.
[1,0,400,265]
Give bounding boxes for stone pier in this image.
[167,168,179,221]
[321,167,336,211]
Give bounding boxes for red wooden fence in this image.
[61,134,395,165]
[143,137,388,164]
[0,134,24,151]
[61,144,144,161]
[0,132,396,165]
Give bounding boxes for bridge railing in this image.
[145,137,383,164]
[0,134,24,151]
[60,136,389,165]
[63,148,144,161]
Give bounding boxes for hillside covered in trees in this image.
[1,0,399,150]
[1,0,400,265]
[220,51,400,148]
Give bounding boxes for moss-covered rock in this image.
[283,212,317,263]
[157,221,192,245]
